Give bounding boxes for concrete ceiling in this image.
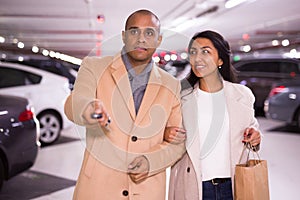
[1,0,300,60]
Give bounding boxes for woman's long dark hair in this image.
[185,30,237,88]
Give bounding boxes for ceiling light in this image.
[49,51,56,57]
[18,56,24,62]
[180,52,188,60]
[272,40,279,46]
[17,42,24,48]
[42,49,49,56]
[225,0,248,9]
[164,54,171,62]
[153,56,160,63]
[241,45,251,52]
[0,36,5,43]
[173,19,195,32]
[282,39,290,46]
[12,38,18,44]
[171,54,178,61]
[32,46,39,53]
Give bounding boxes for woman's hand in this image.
[164,126,186,144]
[242,127,261,147]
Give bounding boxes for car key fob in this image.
[91,113,103,119]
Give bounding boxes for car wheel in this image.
[0,158,4,190]
[38,111,61,145]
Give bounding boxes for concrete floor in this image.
[1,117,299,199]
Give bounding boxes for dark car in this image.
[0,94,40,189]
[234,57,300,114]
[264,80,300,128]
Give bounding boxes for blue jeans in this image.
[202,179,233,200]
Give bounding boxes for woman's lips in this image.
[195,65,205,70]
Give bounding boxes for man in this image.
[64,9,185,199]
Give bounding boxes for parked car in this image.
[264,80,300,128]
[0,62,73,145]
[0,94,40,189]
[166,60,191,80]
[7,57,78,90]
[234,57,300,114]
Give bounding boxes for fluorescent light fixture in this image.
[225,0,248,9]
[173,19,195,32]
[0,111,8,116]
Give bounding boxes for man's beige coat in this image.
[64,53,185,200]
[168,81,260,200]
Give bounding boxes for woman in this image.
[166,30,262,200]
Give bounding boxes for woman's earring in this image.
[218,65,222,69]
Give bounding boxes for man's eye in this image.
[130,29,139,35]
[145,30,154,36]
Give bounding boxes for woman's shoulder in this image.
[225,81,252,94]
[224,81,255,102]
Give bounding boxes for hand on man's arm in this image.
[128,156,150,183]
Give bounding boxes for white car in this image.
[0,62,73,145]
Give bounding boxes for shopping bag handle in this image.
[238,142,261,165]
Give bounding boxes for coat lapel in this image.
[111,54,136,120]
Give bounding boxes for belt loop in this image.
[212,179,219,185]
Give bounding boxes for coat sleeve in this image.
[144,80,186,176]
[64,56,109,126]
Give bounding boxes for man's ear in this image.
[157,34,162,47]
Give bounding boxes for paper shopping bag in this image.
[234,158,270,200]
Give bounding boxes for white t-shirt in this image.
[196,88,231,181]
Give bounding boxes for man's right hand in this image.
[82,100,111,127]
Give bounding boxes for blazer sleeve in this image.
[243,85,262,151]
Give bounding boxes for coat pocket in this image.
[83,151,96,178]
[83,138,97,178]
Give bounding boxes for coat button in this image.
[187,167,190,173]
[122,190,129,196]
[131,136,138,142]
